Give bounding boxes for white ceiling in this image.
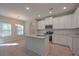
[0,3,78,21]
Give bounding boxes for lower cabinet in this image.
[52,34,72,50]
[53,34,79,56]
[72,37,79,56]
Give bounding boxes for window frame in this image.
[15,24,24,35]
[0,22,11,37]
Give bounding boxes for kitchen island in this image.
[24,35,49,56]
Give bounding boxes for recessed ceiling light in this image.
[63,7,67,9]
[26,7,30,10]
[38,14,41,17]
[49,11,52,14]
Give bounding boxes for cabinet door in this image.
[53,34,72,49]
[38,20,45,29]
[73,7,79,28]
[72,37,79,55]
[53,17,65,29]
[71,13,77,28]
[38,17,53,30]
[77,12,79,27]
[64,15,72,29]
[45,17,53,25]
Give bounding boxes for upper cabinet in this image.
[73,7,79,28]
[44,17,53,25]
[38,20,45,29]
[63,15,72,29]
[37,7,79,30]
[37,14,73,30]
[37,17,53,30]
[52,14,72,29]
[53,17,65,29]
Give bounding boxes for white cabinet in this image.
[53,34,72,50]
[73,7,79,28]
[76,7,79,28]
[37,7,79,30]
[64,15,72,29]
[53,14,72,29]
[53,34,67,45]
[53,17,65,29]
[44,17,53,25]
[72,37,79,55]
[72,13,77,28]
[38,20,45,29]
[37,17,53,30]
[38,14,73,30]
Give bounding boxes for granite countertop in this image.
[53,33,79,38]
[25,35,46,39]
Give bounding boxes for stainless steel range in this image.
[45,25,53,42]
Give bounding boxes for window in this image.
[15,24,24,35]
[0,22,11,37]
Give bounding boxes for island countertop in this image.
[24,35,46,39]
